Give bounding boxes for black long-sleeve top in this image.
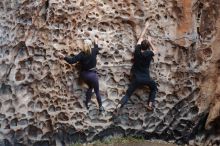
[64,43,99,71]
[131,44,154,76]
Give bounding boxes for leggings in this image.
[120,75,157,107]
[81,70,102,107]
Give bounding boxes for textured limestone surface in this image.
[0,0,220,145]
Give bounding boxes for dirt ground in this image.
[85,141,178,146]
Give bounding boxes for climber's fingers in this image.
[57,52,65,59]
[54,51,65,59]
[145,21,150,28]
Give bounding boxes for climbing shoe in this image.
[99,106,105,112]
[146,102,154,111]
[84,101,89,110]
[117,103,125,109]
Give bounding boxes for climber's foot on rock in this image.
[84,101,89,110]
[146,102,154,112]
[99,106,105,113]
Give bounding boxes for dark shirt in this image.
[131,44,154,77]
[64,43,99,71]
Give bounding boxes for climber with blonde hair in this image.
[83,39,92,54]
[117,22,158,111]
[57,37,105,112]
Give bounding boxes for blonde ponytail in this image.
[83,39,92,54]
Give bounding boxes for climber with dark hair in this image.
[118,22,158,111]
[57,37,105,113]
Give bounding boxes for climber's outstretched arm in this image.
[94,36,98,45]
[148,36,158,55]
[57,51,82,64]
[93,35,99,49]
[137,22,150,45]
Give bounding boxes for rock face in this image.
[0,0,220,145]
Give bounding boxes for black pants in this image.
[81,70,102,107]
[120,74,157,107]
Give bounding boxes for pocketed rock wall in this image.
[0,0,220,145]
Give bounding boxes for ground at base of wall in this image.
[71,137,178,146]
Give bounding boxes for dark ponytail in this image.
[141,40,151,50]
